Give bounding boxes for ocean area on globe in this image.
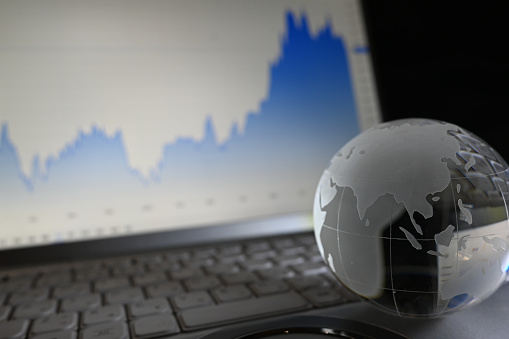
[313,118,509,317]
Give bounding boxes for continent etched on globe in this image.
[313,119,509,317]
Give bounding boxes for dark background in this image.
[363,1,509,160]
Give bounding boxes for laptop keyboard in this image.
[0,232,357,338]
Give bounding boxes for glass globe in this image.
[313,119,509,317]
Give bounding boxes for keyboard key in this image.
[82,305,126,326]
[178,291,310,330]
[0,319,30,339]
[0,276,33,293]
[218,244,242,256]
[286,276,329,291]
[164,250,190,263]
[31,312,78,334]
[172,291,214,310]
[0,305,11,321]
[41,266,71,275]
[250,281,290,296]
[249,250,277,260]
[280,246,307,256]
[95,277,130,293]
[271,238,296,249]
[81,321,129,339]
[292,262,329,276]
[129,298,171,318]
[36,272,72,288]
[221,271,258,285]
[31,330,77,339]
[74,269,109,283]
[245,241,271,253]
[272,255,305,267]
[131,313,180,337]
[192,248,216,259]
[295,234,316,245]
[102,257,132,268]
[212,285,253,303]
[9,287,49,305]
[217,254,246,264]
[111,265,145,277]
[185,258,215,268]
[72,261,103,272]
[1,271,37,282]
[205,263,240,275]
[60,294,101,312]
[53,282,91,299]
[301,287,347,307]
[145,281,184,298]
[13,299,56,319]
[133,253,163,265]
[131,272,168,286]
[104,287,144,305]
[256,267,295,280]
[170,267,203,280]
[184,276,221,291]
[306,251,324,263]
[145,261,180,272]
[240,259,273,271]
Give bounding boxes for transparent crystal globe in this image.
[313,119,509,317]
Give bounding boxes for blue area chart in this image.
[0,13,360,236]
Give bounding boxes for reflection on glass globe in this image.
[313,119,509,318]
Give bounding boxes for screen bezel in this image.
[0,213,312,269]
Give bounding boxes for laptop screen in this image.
[0,0,381,250]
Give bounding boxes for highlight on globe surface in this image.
[313,118,509,318]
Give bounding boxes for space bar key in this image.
[178,291,310,330]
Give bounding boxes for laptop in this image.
[1,1,508,338]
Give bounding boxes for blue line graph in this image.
[0,12,360,244]
[1,13,358,192]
